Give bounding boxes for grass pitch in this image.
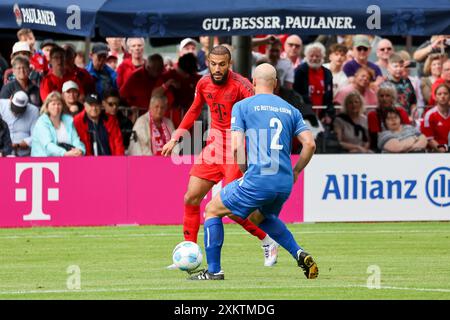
[0,221,449,300]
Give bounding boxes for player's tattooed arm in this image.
[231,131,247,173]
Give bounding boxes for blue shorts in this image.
[220,179,290,219]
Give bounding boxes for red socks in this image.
[183,205,267,242]
[228,214,267,240]
[183,204,201,242]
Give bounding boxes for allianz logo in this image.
[321,167,450,208]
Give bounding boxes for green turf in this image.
[0,222,449,300]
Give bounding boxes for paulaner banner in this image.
[304,154,450,222]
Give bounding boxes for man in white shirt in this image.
[0,90,39,156]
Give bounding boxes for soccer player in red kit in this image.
[162,45,278,267]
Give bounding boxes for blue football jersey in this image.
[231,93,309,193]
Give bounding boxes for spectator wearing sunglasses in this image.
[281,35,303,69]
[343,35,384,88]
[375,39,394,77]
[102,88,133,149]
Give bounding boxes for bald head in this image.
[253,63,277,92]
[284,35,303,60]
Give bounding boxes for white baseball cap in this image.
[179,38,197,52]
[12,41,31,55]
[11,91,29,113]
[62,80,79,93]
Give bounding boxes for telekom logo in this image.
[15,163,59,221]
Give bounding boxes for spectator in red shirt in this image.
[163,53,201,128]
[106,37,130,68]
[429,59,450,106]
[40,46,83,102]
[74,93,124,156]
[16,28,48,74]
[293,42,334,121]
[367,82,411,152]
[63,44,95,99]
[116,38,146,89]
[102,88,133,150]
[421,83,450,152]
[120,54,166,122]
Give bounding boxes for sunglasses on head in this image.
[356,46,369,52]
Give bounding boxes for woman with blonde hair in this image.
[420,54,444,105]
[333,91,372,153]
[31,91,85,156]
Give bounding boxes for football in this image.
[172,241,203,271]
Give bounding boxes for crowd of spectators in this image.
[0,29,449,157]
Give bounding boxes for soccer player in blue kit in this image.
[189,63,318,280]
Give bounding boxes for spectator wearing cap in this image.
[62,80,83,115]
[40,46,84,102]
[102,88,133,149]
[0,90,39,156]
[116,38,146,89]
[74,93,124,156]
[3,41,42,87]
[323,43,349,98]
[0,55,41,107]
[31,91,85,157]
[179,38,198,58]
[293,42,334,121]
[16,29,47,74]
[128,87,174,156]
[0,115,12,156]
[106,37,130,68]
[343,35,384,87]
[85,42,118,100]
[63,44,95,97]
[120,53,167,122]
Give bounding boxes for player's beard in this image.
[210,69,229,85]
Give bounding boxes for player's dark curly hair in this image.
[208,45,231,61]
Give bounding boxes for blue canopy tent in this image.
[0,0,105,37]
[0,0,448,37]
[96,0,449,37]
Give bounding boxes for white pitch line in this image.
[0,229,449,240]
[0,284,449,295]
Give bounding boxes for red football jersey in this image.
[421,106,450,145]
[172,70,254,141]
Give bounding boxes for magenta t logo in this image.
[15,163,60,221]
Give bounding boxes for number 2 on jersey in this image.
[269,117,283,150]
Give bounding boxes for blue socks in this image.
[259,215,302,259]
[204,217,224,274]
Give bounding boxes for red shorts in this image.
[189,144,242,185]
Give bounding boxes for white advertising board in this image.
[304,154,450,222]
